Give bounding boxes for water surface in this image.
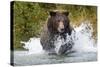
[13,50,97,66]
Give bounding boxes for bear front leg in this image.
[58,43,73,55]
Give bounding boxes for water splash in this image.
[73,22,97,52]
[21,38,43,54]
[21,22,97,54]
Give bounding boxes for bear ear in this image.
[63,12,69,16]
[49,11,56,16]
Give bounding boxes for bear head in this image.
[47,10,71,35]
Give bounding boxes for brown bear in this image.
[40,10,74,55]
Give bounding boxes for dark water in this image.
[13,50,97,66]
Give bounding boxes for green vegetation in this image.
[12,1,97,50]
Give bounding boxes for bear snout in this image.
[58,21,65,33]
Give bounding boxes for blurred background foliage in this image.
[12,1,97,50]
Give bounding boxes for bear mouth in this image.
[58,28,65,33]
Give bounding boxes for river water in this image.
[13,22,97,66]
